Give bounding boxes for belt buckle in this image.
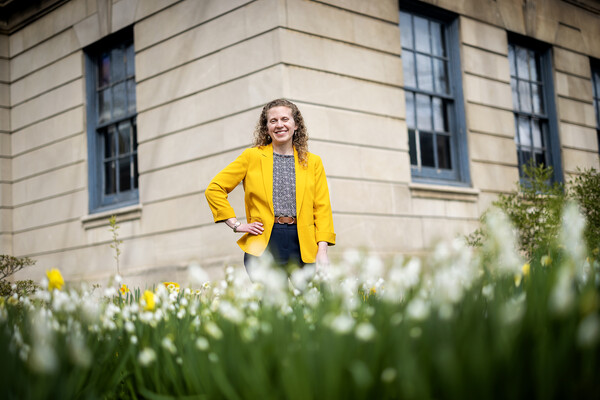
[276,216,295,224]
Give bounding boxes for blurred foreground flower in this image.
[163,282,180,292]
[119,284,129,294]
[142,290,155,311]
[46,269,64,291]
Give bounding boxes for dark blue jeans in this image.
[244,223,313,276]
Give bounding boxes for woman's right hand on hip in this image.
[237,222,264,235]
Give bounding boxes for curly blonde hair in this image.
[252,99,309,165]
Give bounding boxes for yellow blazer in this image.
[205,144,335,263]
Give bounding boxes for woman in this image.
[205,99,335,274]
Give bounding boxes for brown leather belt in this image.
[275,216,297,225]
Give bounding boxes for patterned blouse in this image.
[273,152,296,217]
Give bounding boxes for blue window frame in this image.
[400,5,469,185]
[592,60,600,154]
[508,37,561,181]
[85,28,139,213]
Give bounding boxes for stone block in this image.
[73,13,103,49]
[12,163,86,206]
[412,197,446,217]
[554,22,587,54]
[316,0,398,23]
[462,45,510,83]
[134,0,251,51]
[137,65,285,142]
[0,34,8,57]
[285,0,402,55]
[554,48,591,78]
[421,217,479,247]
[12,107,84,154]
[464,74,513,109]
[111,0,138,32]
[478,191,501,214]
[333,213,423,252]
[558,97,596,127]
[287,66,404,118]
[0,182,11,206]
[0,108,9,132]
[9,0,87,56]
[0,58,9,82]
[328,178,396,215]
[0,157,10,181]
[136,30,279,112]
[0,208,11,231]
[300,103,407,150]
[555,72,593,102]
[135,0,278,80]
[559,122,599,152]
[12,135,86,181]
[469,132,518,165]
[562,148,599,173]
[445,200,479,219]
[139,149,245,204]
[13,219,86,255]
[0,83,8,107]
[0,233,12,255]
[13,190,87,232]
[309,141,410,183]
[471,161,519,192]
[11,53,82,106]
[138,109,255,173]
[11,80,83,131]
[10,29,81,81]
[460,17,507,55]
[0,133,10,156]
[280,29,403,86]
[392,183,412,215]
[466,103,515,137]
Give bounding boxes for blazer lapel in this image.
[295,148,307,215]
[261,144,274,213]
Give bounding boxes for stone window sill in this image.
[409,183,480,202]
[81,204,142,230]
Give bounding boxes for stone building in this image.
[1,0,599,284]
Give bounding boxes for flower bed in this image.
[1,205,599,399]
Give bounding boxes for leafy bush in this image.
[0,255,37,297]
[569,168,600,252]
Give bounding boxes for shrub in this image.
[569,168,600,252]
[0,255,38,297]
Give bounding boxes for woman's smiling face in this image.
[266,106,297,149]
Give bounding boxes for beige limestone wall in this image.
[0,33,12,254]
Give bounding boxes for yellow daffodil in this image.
[521,263,531,277]
[46,268,64,291]
[514,273,522,287]
[541,255,552,267]
[119,284,130,294]
[163,282,180,292]
[142,290,155,311]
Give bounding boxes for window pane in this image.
[126,43,135,77]
[408,129,418,165]
[405,91,415,128]
[403,50,416,88]
[432,97,445,132]
[532,119,543,149]
[127,79,136,114]
[98,88,111,124]
[518,117,531,147]
[433,58,448,94]
[113,82,126,119]
[416,94,432,131]
[133,157,139,189]
[520,149,532,168]
[118,121,131,154]
[534,151,545,167]
[111,47,125,82]
[516,46,529,79]
[119,157,132,192]
[508,45,516,76]
[104,126,117,158]
[437,134,452,169]
[416,54,433,91]
[105,160,116,195]
[594,68,600,97]
[532,84,544,114]
[414,17,430,53]
[99,53,110,88]
[400,12,413,49]
[511,78,519,109]
[430,22,444,57]
[529,49,538,81]
[419,132,435,167]
[518,80,532,113]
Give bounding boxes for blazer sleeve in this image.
[205,149,250,222]
[312,155,336,245]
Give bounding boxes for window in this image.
[592,61,600,154]
[508,39,561,180]
[400,6,469,184]
[85,29,139,213]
